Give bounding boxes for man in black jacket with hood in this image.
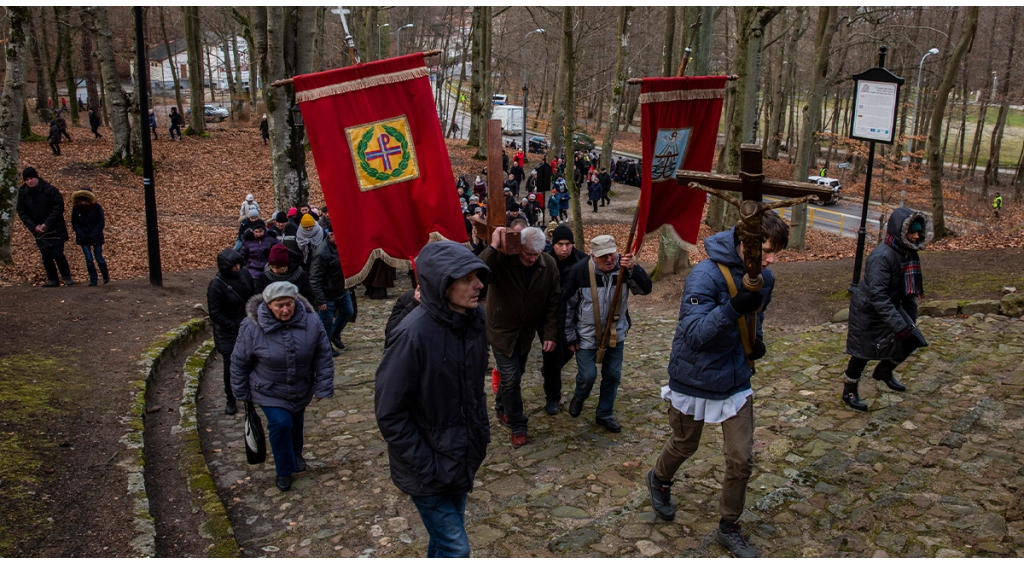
[16,167,74,286]
[375,241,490,558]
[540,225,588,414]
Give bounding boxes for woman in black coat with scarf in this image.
[841,207,929,411]
[207,249,255,415]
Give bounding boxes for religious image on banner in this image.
[292,53,465,286]
[632,75,728,254]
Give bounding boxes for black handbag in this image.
[244,401,267,465]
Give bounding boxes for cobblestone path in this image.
[198,288,1024,557]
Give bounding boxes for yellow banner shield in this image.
[345,115,421,191]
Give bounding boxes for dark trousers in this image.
[39,244,71,282]
[81,244,108,283]
[91,125,102,139]
[60,129,71,141]
[539,334,574,403]
[49,141,61,155]
[222,355,234,401]
[493,345,530,434]
[845,356,899,380]
[409,492,470,557]
[150,125,158,139]
[260,406,305,478]
[169,124,182,140]
[318,291,354,342]
[653,399,754,522]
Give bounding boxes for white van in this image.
[491,105,524,135]
[492,94,508,105]
[807,176,842,204]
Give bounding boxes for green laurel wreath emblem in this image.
[356,124,412,181]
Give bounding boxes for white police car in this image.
[807,176,841,204]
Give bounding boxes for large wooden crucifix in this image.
[678,144,834,292]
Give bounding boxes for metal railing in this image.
[774,203,880,236]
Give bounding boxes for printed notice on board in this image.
[852,80,898,143]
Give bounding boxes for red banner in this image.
[293,53,465,285]
[633,75,728,252]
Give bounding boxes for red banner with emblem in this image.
[632,76,728,253]
[293,53,465,285]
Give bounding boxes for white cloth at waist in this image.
[661,385,753,424]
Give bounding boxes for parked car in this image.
[807,176,842,204]
[186,104,230,123]
[528,136,549,154]
[572,132,595,152]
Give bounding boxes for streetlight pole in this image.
[910,48,939,160]
[521,28,545,161]
[377,23,389,60]
[395,23,414,57]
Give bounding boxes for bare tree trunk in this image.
[93,7,134,167]
[726,7,782,173]
[42,8,62,117]
[29,9,52,121]
[966,10,996,180]
[183,6,206,135]
[791,6,837,251]
[601,7,632,171]
[56,7,78,124]
[159,7,184,119]
[231,32,245,117]
[929,7,978,240]
[549,10,567,156]
[468,6,489,152]
[1,8,31,264]
[984,7,1021,190]
[80,7,101,116]
[563,7,584,245]
[204,40,217,103]
[661,7,676,77]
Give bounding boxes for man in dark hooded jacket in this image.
[841,207,929,410]
[539,225,588,414]
[375,241,490,558]
[207,249,255,414]
[16,167,73,286]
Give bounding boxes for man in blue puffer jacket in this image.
[646,211,789,558]
[374,241,491,558]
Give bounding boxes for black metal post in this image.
[135,6,162,286]
[850,141,876,291]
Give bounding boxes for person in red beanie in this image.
[254,243,317,307]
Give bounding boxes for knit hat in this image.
[250,219,266,231]
[262,281,299,303]
[246,194,254,202]
[268,244,290,267]
[300,213,316,228]
[503,187,511,193]
[274,211,288,223]
[908,219,925,234]
[247,208,260,218]
[287,207,298,217]
[508,202,520,212]
[590,234,617,257]
[22,167,38,180]
[552,225,574,245]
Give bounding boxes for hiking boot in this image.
[716,520,755,558]
[842,377,867,412]
[544,401,561,415]
[63,276,76,286]
[224,398,238,415]
[595,416,621,433]
[88,280,98,287]
[511,432,528,448]
[331,337,345,351]
[275,475,291,492]
[295,455,307,473]
[646,469,675,521]
[331,347,341,358]
[43,280,60,287]
[569,396,584,418]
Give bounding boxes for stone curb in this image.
[833,295,1024,323]
[173,338,239,557]
[121,318,207,558]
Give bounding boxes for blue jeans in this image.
[573,342,625,419]
[318,291,353,342]
[81,244,108,283]
[410,492,470,557]
[259,406,305,477]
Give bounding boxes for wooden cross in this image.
[677,144,834,292]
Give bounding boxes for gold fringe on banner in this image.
[296,67,430,104]
[639,88,726,105]
[343,232,451,287]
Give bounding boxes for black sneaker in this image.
[294,455,307,473]
[646,469,675,521]
[544,401,560,415]
[275,475,291,492]
[224,399,237,415]
[716,520,755,558]
[331,337,345,351]
[63,277,75,286]
[43,280,60,288]
[569,396,584,418]
[595,416,621,433]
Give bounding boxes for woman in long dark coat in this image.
[842,207,929,411]
[207,249,254,415]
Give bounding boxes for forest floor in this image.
[1,119,1022,556]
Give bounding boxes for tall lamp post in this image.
[395,23,414,57]
[377,23,389,60]
[521,28,545,160]
[910,48,939,159]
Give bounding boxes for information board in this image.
[851,80,899,144]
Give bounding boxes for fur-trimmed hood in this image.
[71,189,96,206]
[885,206,931,251]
